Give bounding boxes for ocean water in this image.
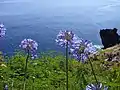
[0,0,120,54]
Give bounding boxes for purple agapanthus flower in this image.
[56,30,78,47]
[19,39,38,59]
[0,23,6,37]
[86,83,108,90]
[4,84,8,90]
[31,51,38,59]
[70,39,97,62]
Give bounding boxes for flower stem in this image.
[23,50,29,90]
[88,58,98,84]
[32,78,35,90]
[11,80,13,90]
[66,42,68,90]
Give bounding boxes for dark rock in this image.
[100,28,120,49]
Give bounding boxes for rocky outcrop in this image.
[100,28,120,49]
[90,44,120,70]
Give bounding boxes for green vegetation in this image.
[0,51,120,90]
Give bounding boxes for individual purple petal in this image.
[81,54,88,63]
[86,83,108,90]
[31,54,37,59]
[84,45,97,55]
[104,86,108,90]
[4,84,8,90]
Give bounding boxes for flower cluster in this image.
[86,83,108,90]
[55,30,78,47]
[56,30,97,62]
[19,39,38,59]
[0,23,6,37]
[70,39,97,62]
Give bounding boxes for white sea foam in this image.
[94,45,103,49]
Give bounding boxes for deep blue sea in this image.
[0,0,120,55]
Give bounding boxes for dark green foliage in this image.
[0,51,120,90]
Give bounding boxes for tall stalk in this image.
[32,77,35,90]
[23,50,30,90]
[66,41,68,90]
[11,80,13,90]
[88,58,98,84]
